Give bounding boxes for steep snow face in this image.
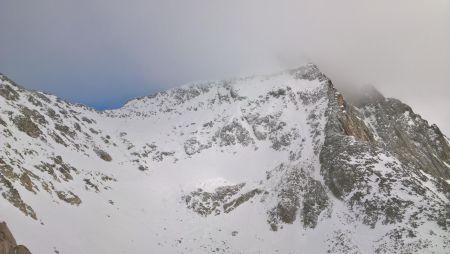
[0,64,449,254]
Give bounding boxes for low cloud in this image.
[0,0,449,133]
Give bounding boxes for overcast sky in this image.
[0,0,449,135]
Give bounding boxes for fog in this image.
[0,0,449,134]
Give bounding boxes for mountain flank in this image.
[0,65,449,253]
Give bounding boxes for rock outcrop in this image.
[0,222,31,254]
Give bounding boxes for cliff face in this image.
[0,222,31,254]
[320,84,450,252]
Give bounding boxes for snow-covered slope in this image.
[0,64,449,253]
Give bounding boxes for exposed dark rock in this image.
[50,132,67,147]
[266,164,330,230]
[215,119,253,147]
[0,222,32,254]
[321,81,450,235]
[13,115,42,138]
[0,117,7,127]
[0,174,37,219]
[172,87,202,104]
[19,173,35,193]
[15,245,32,254]
[291,63,328,81]
[184,138,203,155]
[0,160,19,181]
[335,93,375,142]
[73,123,81,132]
[46,108,58,120]
[152,151,175,162]
[245,113,300,150]
[89,128,99,135]
[0,84,20,101]
[360,97,450,179]
[56,190,81,205]
[94,149,112,162]
[268,89,286,98]
[184,183,246,216]
[34,156,76,182]
[34,92,51,104]
[81,117,93,124]
[301,181,329,228]
[20,107,47,126]
[0,222,16,248]
[223,188,262,213]
[83,178,99,192]
[138,165,149,171]
[55,124,76,139]
[27,95,42,107]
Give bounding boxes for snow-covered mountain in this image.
[0,64,449,253]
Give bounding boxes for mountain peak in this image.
[289,62,328,82]
[0,67,449,253]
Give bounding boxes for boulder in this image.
[0,222,31,254]
[14,246,31,254]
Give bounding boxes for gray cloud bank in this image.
[0,0,449,134]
